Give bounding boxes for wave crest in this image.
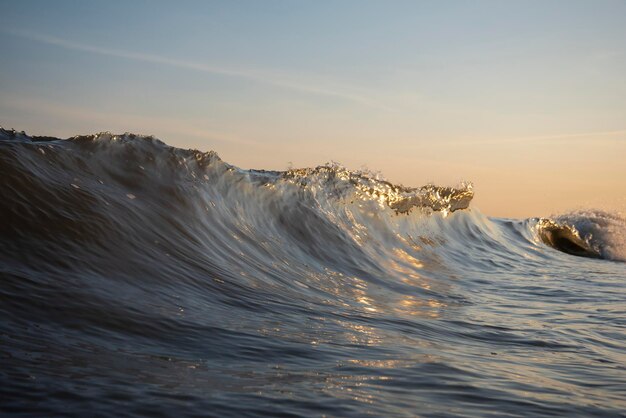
[283,164,473,214]
[545,210,626,262]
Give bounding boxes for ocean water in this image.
[1,128,625,417]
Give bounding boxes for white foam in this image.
[554,210,626,262]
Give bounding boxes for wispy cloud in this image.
[500,130,626,142]
[447,129,626,146]
[3,28,389,110]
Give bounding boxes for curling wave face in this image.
[1,128,625,417]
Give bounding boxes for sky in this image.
[1,0,625,218]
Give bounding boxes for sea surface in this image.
[1,129,625,417]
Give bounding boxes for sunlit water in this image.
[1,129,625,417]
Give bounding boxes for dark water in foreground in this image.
[1,129,625,417]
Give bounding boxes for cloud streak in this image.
[446,129,626,146]
[3,29,388,110]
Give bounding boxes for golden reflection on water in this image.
[343,208,368,246]
[355,288,379,313]
[312,247,455,320]
[388,247,427,287]
[335,320,383,346]
[345,353,440,370]
[396,296,446,319]
[392,247,424,269]
[389,245,458,292]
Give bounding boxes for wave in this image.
[1,128,621,265]
[534,211,626,261]
[2,127,625,417]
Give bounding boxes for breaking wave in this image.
[1,128,624,417]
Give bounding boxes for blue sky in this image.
[1,1,625,216]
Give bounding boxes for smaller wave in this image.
[536,210,626,261]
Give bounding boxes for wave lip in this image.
[282,164,473,215]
